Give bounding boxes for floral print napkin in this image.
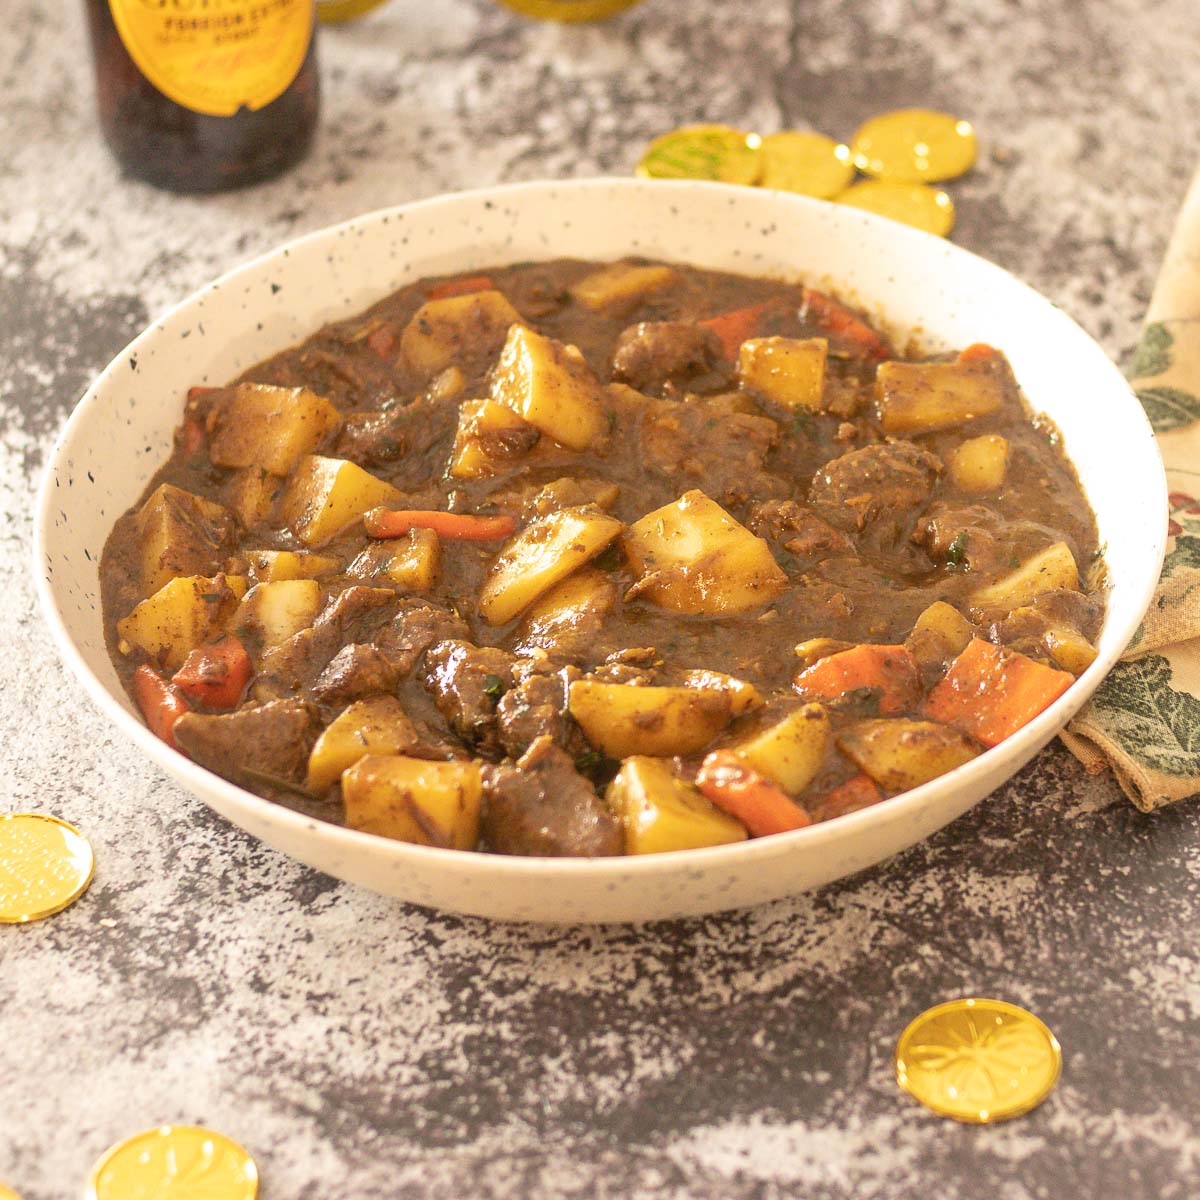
[1062,171,1200,810]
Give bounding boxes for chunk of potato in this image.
[116,574,244,671]
[876,358,1006,434]
[569,680,731,758]
[733,702,830,794]
[348,528,441,593]
[490,325,610,451]
[400,289,523,380]
[968,541,1080,615]
[448,398,540,480]
[905,601,975,672]
[305,697,419,793]
[224,466,281,529]
[623,489,786,615]
[569,262,675,313]
[209,382,343,476]
[793,638,854,671]
[479,506,624,625]
[947,434,1009,494]
[278,455,403,547]
[1042,625,1099,676]
[518,567,618,641]
[606,756,747,854]
[737,336,828,411]
[342,755,481,849]
[836,718,979,792]
[678,670,763,716]
[247,550,340,583]
[136,483,235,596]
[233,579,322,650]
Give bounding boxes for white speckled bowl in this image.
[35,179,1166,923]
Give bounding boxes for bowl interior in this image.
[34,179,1167,921]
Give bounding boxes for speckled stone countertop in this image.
[3,1,1200,1197]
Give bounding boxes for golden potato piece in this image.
[623,489,786,615]
[342,755,482,849]
[568,680,732,758]
[233,579,322,650]
[518,567,618,642]
[737,336,828,411]
[734,703,830,794]
[136,483,235,596]
[968,541,1080,615]
[948,434,1009,494]
[305,697,419,793]
[569,262,675,313]
[247,550,340,583]
[678,669,764,717]
[224,466,281,529]
[399,289,523,380]
[116,574,243,671]
[448,398,540,480]
[837,718,979,792]
[905,600,975,672]
[278,455,402,547]
[209,382,343,476]
[606,756,747,855]
[490,325,610,451]
[478,506,624,626]
[876,357,1006,434]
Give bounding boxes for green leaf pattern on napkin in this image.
[1131,321,1200,432]
[1085,655,1200,774]
[1130,321,1175,378]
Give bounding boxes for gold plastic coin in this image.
[835,179,955,237]
[850,108,977,183]
[758,131,855,199]
[637,125,764,185]
[896,997,1062,1123]
[86,1126,258,1200]
[317,0,390,22]
[0,813,94,924]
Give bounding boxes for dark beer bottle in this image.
[84,0,319,193]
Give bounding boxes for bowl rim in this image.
[33,176,1169,881]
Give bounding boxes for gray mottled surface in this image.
[3,1,1200,1196]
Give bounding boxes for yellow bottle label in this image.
[108,0,314,118]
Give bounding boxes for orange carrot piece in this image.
[923,637,1075,748]
[172,634,252,710]
[814,774,884,820]
[132,665,191,750]
[426,275,496,300]
[801,287,892,361]
[364,508,517,541]
[793,644,921,716]
[178,418,205,456]
[695,751,812,837]
[957,343,1000,365]
[699,303,770,360]
[365,325,397,359]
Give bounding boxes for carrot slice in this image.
[793,644,920,716]
[364,508,517,541]
[699,303,770,360]
[801,287,892,361]
[426,275,496,300]
[814,774,884,820]
[695,751,812,837]
[172,633,252,710]
[132,665,191,750]
[365,325,397,359]
[957,343,1000,365]
[923,637,1074,748]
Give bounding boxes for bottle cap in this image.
[86,1126,259,1200]
[835,179,955,236]
[637,125,764,185]
[850,108,977,183]
[896,997,1062,1123]
[0,813,94,923]
[758,131,855,199]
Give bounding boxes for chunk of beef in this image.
[421,640,517,758]
[375,600,471,677]
[638,393,783,507]
[496,667,585,758]
[612,321,721,394]
[809,440,941,552]
[490,475,620,522]
[175,700,316,788]
[589,646,659,686]
[914,504,1067,579]
[334,396,459,483]
[482,737,623,857]
[746,499,853,569]
[260,586,397,691]
[311,643,399,705]
[993,588,1105,648]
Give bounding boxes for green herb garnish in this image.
[946,530,970,570]
[483,674,505,701]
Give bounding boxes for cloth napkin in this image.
[1062,170,1200,811]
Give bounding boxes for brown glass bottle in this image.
[85,0,319,193]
